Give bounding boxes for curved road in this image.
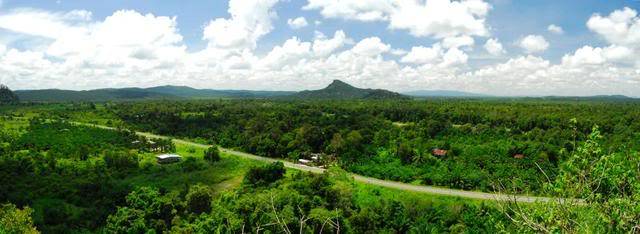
[79,122,580,204]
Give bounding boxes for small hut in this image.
[513,154,525,159]
[156,154,182,164]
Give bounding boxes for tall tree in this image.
[0,84,19,104]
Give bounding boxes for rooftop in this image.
[156,154,182,159]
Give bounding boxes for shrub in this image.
[243,162,286,187]
[181,157,206,172]
[103,150,139,170]
[186,185,213,214]
[204,146,220,163]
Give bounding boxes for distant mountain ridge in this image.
[13,81,637,102]
[404,90,488,97]
[293,80,409,100]
[16,86,295,102]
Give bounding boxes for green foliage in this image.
[106,186,179,233]
[104,150,139,170]
[0,203,38,234]
[397,141,414,164]
[160,170,513,233]
[108,99,640,193]
[15,121,138,158]
[180,157,206,172]
[185,185,212,214]
[203,146,220,163]
[506,125,640,232]
[0,85,19,105]
[243,162,286,187]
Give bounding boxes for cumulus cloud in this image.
[1,4,639,97]
[547,24,564,34]
[303,0,392,22]
[259,37,311,69]
[561,45,632,67]
[400,43,468,67]
[518,35,549,53]
[389,0,490,38]
[390,48,408,56]
[440,47,468,67]
[312,30,350,57]
[287,17,308,29]
[305,0,491,39]
[484,38,505,55]
[442,35,474,49]
[401,45,443,64]
[350,37,390,57]
[587,7,640,47]
[202,0,279,50]
[467,54,640,96]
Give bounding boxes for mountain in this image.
[15,88,178,102]
[16,86,295,102]
[146,85,295,98]
[293,80,409,100]
[404,90,488,97]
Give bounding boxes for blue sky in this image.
[0,0,639,96]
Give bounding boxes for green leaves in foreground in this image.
[0,203,39,234]
[504,125,640,233]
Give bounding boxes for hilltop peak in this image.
[294,80,408,100]
[326,80,354,90]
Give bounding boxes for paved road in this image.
[78,122,580,204]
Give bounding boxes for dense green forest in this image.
[98,99,640,194]
[0,118,517,233]
[1,99,640,233]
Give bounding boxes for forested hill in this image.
[293,80,409,100]
[15,88,177,102]
[15,86,295,102]
[145,85,295,98]
[404,90,488,97]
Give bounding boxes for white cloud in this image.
[202,0,279,50]
[303,0,393,22]
[518,35,549,53]
[1,5,640,97]
[259,37,311,70]
[389,0,491,38]
[484,38,505,56]
[400,43,468,67]
[561,45,633,67]
[312,30,349,57]
[440,47,468,67]
[401,45,443,64]
[587,7,640,47]
[442,35,474,49]
[0,9,92,39]
[305,0,491,39]
[0,9,188,89]
[547,24,563,34]
[287,17,308,29]
[350,37,390,57]
[390,48,408,56]
[467,54,640,96]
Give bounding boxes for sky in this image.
[0,0,639,96]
